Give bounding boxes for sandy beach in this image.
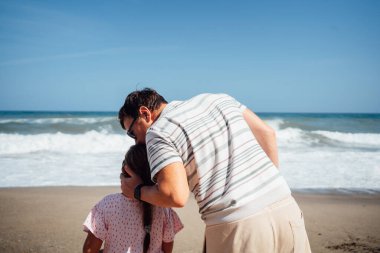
[0,187,379,253]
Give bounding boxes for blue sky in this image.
[0,0,379,113]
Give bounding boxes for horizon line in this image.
[0,110,379,115]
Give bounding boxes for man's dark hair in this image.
[118,88,167,129]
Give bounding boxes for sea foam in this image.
[0,112,379,189]
[0,131,132,155]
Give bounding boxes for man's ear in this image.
[139,106,152,122]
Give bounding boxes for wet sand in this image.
[0,186,379,253]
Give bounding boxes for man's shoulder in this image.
[146,93,239,135]
[188,92,232,101]
[166,93,233,112]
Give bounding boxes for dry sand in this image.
[0,186,379,253]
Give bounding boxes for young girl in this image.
[82,144,183,253]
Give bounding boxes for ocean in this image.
[0,111,379,192]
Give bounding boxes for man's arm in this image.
[121,162,189,207]
[243,108,279,168]
[83,231,103,253]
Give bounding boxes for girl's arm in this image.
[162,241,174,253]
[83,231,103,253]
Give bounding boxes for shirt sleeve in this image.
[82,199,108,241]
[162,208,184,243]
[146,128,183,181]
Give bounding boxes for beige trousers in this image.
[204,196,311,253]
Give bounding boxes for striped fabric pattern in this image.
[146,93,291,224]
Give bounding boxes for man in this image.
[119,88,311,253]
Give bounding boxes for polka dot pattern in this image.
[83,193,183,253]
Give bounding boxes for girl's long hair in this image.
[124,144,155,253]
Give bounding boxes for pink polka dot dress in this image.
[83,193,183,253]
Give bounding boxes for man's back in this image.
[147,93,291,225]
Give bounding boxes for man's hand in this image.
[120,166,143,199]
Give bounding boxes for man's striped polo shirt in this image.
[146,93,291,225]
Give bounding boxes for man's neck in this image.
[152,103,167,122]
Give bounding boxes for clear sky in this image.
[0,0,379,113]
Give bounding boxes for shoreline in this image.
[0,186,379,253]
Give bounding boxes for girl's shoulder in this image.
[152,206,170,214]
[153,207,184,237]
[100,193,124,202]
[97,193,140,208]
[154,207,182,223]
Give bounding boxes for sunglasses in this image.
[127,117,137,139]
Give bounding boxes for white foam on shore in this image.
[0,120,379,188]
[0,131,132,154]
[279,149,380,189]
[0,152,127,187]
[0,117,116,125]
[312,130,380,147]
